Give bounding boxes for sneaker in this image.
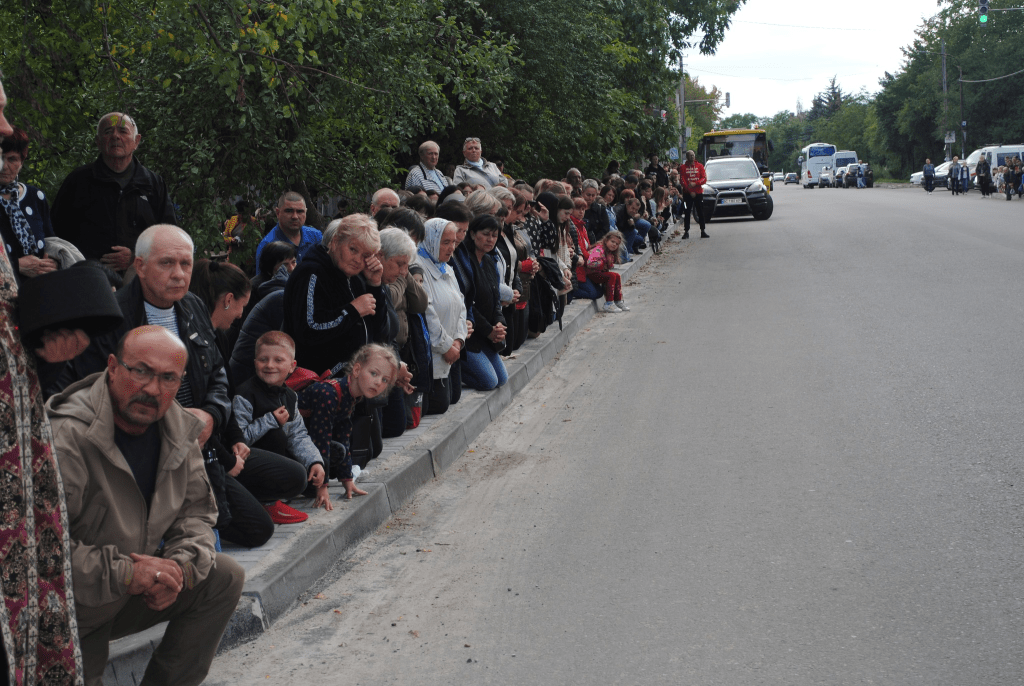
[264,500,309,525]
[602,301,619,313]
[615,300,630,311]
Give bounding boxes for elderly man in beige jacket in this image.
[46,325,244,686]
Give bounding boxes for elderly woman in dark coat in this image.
[0,127,57,278]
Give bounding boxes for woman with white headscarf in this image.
[415,217,468,415]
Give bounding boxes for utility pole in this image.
[942,40,949,160]
[959,65,966,159]
[678,55,686,158]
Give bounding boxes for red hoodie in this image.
[678,161,707,193]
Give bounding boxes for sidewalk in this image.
[101,240,659,685]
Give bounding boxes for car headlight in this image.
[746,181,764,192]
[702,185,715,195]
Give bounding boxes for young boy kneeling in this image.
[233,331,329,509]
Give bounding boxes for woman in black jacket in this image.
[282,214,387,375]
[452,215,508,390]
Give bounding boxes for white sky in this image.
[685,0,940,120]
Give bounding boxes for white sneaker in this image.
[615,300,630,311]
[602,301,619,313]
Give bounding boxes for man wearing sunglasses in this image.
[452,137,508,189]
[47,325,244,685]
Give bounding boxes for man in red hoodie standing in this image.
[678,149,708,239]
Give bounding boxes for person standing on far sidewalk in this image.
[949,156,961,195]
[975,155,991,197]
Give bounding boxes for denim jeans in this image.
[620,224,638,255]
[572,276,604,301]
[461,347,508,391]
[634,219,651,251]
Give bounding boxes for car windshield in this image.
[706,160,759,181]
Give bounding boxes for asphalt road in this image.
[209,185,1024,685]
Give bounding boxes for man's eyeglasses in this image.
[464,137,481,144]
[118,360,185,389]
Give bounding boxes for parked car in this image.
[844,166,858,188]
[700,156,774,221]
[819,166,835,188]
[784,172,798,185]
[836,165,850,186]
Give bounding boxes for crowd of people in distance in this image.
[921,154,1024,199]
[0,70,707,684]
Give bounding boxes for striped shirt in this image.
[404,164,450,193]
[144,301,195,407]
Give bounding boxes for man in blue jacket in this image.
[254,191,323,266]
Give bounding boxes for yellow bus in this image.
[698,128,771,171]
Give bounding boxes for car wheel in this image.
[755,194,774,220]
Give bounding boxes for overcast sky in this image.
[685,0,940,120]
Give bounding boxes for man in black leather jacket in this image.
[70,225,230,432]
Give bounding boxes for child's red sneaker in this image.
[264,500,309,525]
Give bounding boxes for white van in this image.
[833,150,858,171]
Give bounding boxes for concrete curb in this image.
[103,242,655,683]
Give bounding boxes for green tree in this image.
[2,0,516,253]
[1,0,744,256]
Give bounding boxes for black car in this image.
[699,156,774,221]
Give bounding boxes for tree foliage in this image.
[873,0,1024,177]
[1,0,743,251]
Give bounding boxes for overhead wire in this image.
[960,66,1024,83]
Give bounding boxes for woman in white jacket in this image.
[415,217,469,415]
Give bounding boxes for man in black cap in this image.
[50,112,176,272]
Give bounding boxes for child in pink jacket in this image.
[586,230,629,312]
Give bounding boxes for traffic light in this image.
[980,0,989,26]
[725,92,730,107]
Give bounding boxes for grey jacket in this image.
[452,159,507,188]
[46,372,219,631]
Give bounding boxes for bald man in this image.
[51,111,176,271]
[47,325,244,685]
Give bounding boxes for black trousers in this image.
[219,448,307,548]
[381,384,408,439]
[426,360,462,416]
[682,192,705,231]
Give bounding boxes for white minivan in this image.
[833,150,858,171]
